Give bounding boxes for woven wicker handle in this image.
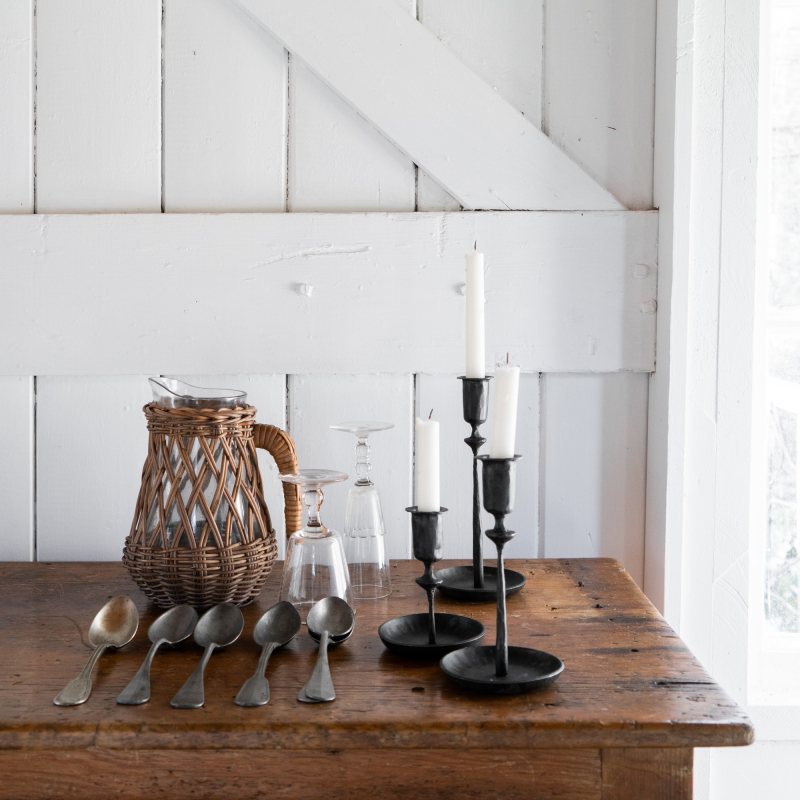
[253,424,302,538]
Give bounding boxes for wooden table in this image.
[0,559,752,799]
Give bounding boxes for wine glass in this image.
[278,469,352,621]
[330,421,394,599]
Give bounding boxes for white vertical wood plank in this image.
[37,377,151,561]
[0,377,34,560]
[544,0,657,210]
[163,0,288,212]
[287,60,416,212]
[416,0,543,211]
[288,374,413,560]
[36,0,161,213]
[180,374,288,558]
[0,0,33,212]
[417,372,539,560]
[286,0,416,212]
[540,373,648,587]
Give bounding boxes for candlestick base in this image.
[435,565,526,602]
[378,613,485,660]
[439,645,564,695]
[379,507,486,660]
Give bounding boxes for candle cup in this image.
[439,455,565,695]
[378,507,485,659]
[436,378,526,603]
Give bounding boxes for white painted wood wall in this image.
[0,0,656,589]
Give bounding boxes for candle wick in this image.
[506,352,509,365]
[474,241,477,251]
[429,409,433,420]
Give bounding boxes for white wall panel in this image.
[540,372,648,587]
[163,0,288,212]
[287,59,416,212]
[417,373,539,560]
[0,0,33,212]
[0,211,658,376]
[289,374,413,560]
[544,0,656,210]
[416,0,542,211]
[37,376,151,561]
[287,0,415,213]
[36,0,161,213]
[0,377,34,560]
[180,374,288,558]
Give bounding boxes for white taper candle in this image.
[416,416,440,512]
[489,365,520,458]
[465,250,485,379]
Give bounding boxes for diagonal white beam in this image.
[229,0,624,212]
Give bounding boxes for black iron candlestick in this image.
[436,377,527,602]
[440,457,564,694]
[378,508,485,660]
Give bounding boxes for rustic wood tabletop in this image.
[0,559,753,799]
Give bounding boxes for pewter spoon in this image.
[298,597,355,704]
[116,605,198,705]
[235,601,301,707]
[170,603,244,709]
[54,596,139,706]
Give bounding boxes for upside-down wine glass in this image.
[278,469,353,622]
[330,422,394,599]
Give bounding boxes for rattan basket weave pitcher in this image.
[123,379,302,609]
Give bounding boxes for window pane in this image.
[770,2,800,310]
[766,334,800,634]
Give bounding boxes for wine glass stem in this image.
[304,488,325,529]
[355,436,372,486]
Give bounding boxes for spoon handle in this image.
[116,639,163,705]
[170,643,216,709]
[304,631,335,702]
[235,641,279,707]
[53,644,109,706]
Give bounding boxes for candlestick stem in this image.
[418,563,439,645]
[471,442,483,587]
[460,376,490,588]
[493,533,509,676]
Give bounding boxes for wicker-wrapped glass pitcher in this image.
[123,378,302,609]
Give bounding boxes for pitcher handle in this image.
[253,424,302,538]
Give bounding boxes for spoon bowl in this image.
[55,596,139,706]
[87,596,139,649]
[194,602,244,649]
[149,604,198,646]
[307,596,355,642]
[253,601,302,647]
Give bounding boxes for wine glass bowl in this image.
[331,421,394,600]
[278,469,352,621]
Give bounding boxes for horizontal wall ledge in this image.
[0,211,658,375]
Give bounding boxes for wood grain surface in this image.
[0,559,752,752]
